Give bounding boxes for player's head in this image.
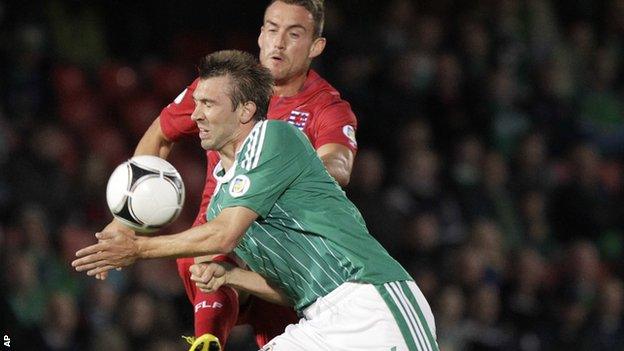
[258,0,326,85]
[191,50,274,151]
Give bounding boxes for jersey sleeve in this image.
[159,78,200,141]
[220,121,312,218]
[312,100,358,154]
[192,150,221,226]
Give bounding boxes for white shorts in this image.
[260,281,438,351]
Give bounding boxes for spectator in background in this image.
[40,292,84,351]
[504,247,550,349]
[435,285,469,351]
[550,144,613,243]
[581,276,624,350]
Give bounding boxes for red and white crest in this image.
[287,110,310,130]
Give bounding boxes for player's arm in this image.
[72,206,258,276]
[313,101,358,187]
[190,262,291,306]
[316,143,354,187]
[134,117,175,158]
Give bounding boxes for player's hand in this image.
[95,219,136,280]
[190,262,233,293]
[72,230,139,276]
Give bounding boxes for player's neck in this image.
[219,121,258,171]
[273,71,309,97]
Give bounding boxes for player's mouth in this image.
[269,54,285,63]
[198,128,210,139]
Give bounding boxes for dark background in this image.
[1,1,623,350]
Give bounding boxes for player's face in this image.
[258,1,324,84]
[191,76,242,151]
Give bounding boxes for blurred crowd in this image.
[1,0,623,350]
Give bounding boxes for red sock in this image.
[193,286,239,345]
[176,256,240,344]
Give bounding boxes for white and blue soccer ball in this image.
[106,155,185,233]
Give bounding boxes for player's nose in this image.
[272,32,286,49]
[190,106,203,122]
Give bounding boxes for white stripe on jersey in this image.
[240,127,257,170]
[249,223,325,296]
[251,121,267,169]
[245,239,304,292]
[273,204,344,282]
[253,222,331,296]
[261,221,343,287]
[274,203,353,280]
[241,121,267,171]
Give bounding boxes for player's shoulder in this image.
[238,121,309,167]
[264,120,304,141]
[305,71,356,122]
[240,120,293,151]
[305,70,346,104]
[262,120,312,151]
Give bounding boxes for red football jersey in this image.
[159,69,358,225]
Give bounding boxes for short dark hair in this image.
[268,0,325,37]
[197,50,274,121]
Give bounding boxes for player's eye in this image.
[289,32,301,39]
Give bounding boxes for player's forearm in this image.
[226,267,291,306]
[136,220,238,259]
[134,117,174,158]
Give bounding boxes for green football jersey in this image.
[206,120,411,312]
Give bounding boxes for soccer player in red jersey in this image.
[97,0,358,348]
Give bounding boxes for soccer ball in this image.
[106,155,185,233]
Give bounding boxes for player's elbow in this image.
[334,172,351,187]
[328,164,352,187]
[210,233,238,254]
[320,151,354,188]
[212,225,243,254]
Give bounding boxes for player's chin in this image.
[200,140,214,151]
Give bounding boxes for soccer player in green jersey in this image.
[73,50,438,351]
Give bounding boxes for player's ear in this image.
[258,26,265,48]
[239,101,256,124]
[309,37,326,59]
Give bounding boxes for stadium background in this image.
[1,0,623,350]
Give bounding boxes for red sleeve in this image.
[159,78,200,141]
[312,100,358,154]
[192,150,221,226]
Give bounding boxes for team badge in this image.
[342,125,357,147]
[229,175,251,197]
[287,110,310,130]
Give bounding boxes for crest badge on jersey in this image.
[287,110,310,130]
[229,175,251,197]
[342,125,357,148]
